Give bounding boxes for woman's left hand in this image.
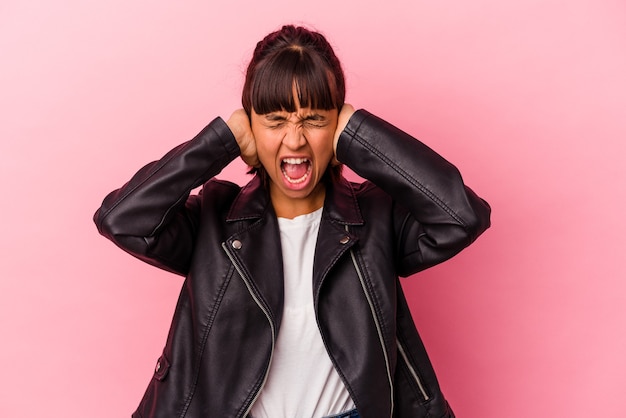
[333,103,355,164]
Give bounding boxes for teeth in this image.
[283,170,309,184]
[282,157,309,164]
[281,158,312,184]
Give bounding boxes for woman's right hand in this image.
[227,109,260,168]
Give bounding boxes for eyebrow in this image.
[264,113,327,122]
[303,114,326,121]
[264,114,288,121]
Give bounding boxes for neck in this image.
[270,184,326,219]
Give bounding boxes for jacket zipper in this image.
[222,242,275,418]
[396,339,430,401]
[347,226,394,418]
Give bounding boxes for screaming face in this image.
[250,104,338,218]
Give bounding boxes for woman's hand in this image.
[332,103,355,164]
[227,109,260,168]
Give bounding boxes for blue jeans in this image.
[249,409,360,418]
[322,409,360,418]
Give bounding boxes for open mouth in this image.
[281,157,311,184]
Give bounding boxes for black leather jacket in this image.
[94,110,490,418]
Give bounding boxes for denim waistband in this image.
[322,409,360,418]
[249,408,359,418]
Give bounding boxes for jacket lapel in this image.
[312,177,364,300]
[224,175,365,326]
[225,176,284,327]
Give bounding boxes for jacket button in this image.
[232,240,242,250]
[155,360,161,373]
[339,236,350,244]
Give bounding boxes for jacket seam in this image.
[344,115,468,228]
[225,217,277,322]
[312,223,363,414]
[178,266,234,417]
[98,121,236,236]
[149,122,237,236]
[347,225,394,417]
[352,245,392,356]
[221,226,277,417]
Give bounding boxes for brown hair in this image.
[242,25,345,115]
[242,25,346,181]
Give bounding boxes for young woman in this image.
[94,25,490,418]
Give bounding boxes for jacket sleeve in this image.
[93,117,241,275]
[336,109,491,275]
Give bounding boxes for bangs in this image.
[249,48,341,114]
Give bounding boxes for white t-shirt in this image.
[250,207,355,418]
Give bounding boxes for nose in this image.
[282,124,306,149]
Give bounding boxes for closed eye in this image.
[263,114,288,128]
[261,113,328,128]
[304,121,327,128]
[302,114,328,128]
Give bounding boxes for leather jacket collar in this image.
[226,174,364,226]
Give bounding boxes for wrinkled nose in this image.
[282,124,306,149]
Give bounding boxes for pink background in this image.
[1,0,625,416]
